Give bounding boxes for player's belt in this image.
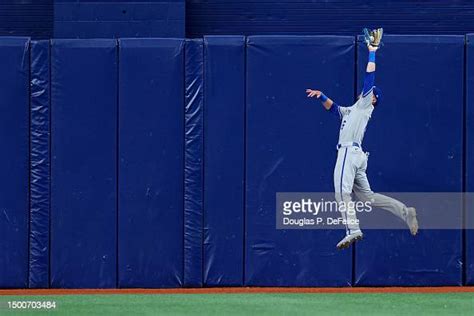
[337,142,360,150]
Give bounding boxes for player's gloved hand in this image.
[363,28,383,48]
[306,89,322,98]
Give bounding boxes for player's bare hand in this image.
[368,45,378,52]
[306,89,322,98]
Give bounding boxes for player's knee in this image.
[354,188,374,199]
[335,191,352,202]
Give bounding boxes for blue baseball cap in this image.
[373,86,382,106]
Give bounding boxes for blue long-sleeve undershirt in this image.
[329,102,340,118]
[362,71,375,96]
[362,51,376,96]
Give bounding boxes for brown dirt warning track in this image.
[0,287,473,296]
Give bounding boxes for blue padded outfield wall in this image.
[245,36,354,286]
[0,37,30,288]
[184,38,204,287]
[203,36,245,286]
[2,35,474,288]
[118,39,185,288]
[51,40,118,288]
[29,40,51,289]
[354,36,464,286]
[467,34,474,286]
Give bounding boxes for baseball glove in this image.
[363,28,383,47]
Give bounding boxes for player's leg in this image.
[334,147,362,249]
[352,155,418,235]
[353,171,407,221]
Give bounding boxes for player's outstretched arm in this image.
[306,89,341,117]
[366,45,377,73]
[362,45,378,96]
[306,89,333,110]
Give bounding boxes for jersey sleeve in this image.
[356,89,374,109]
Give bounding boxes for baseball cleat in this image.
[336,230,363,250]
[406,207,418,236]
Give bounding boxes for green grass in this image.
[0,293,473,315]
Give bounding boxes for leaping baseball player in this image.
[306,28,419,249]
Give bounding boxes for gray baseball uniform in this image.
[333,89,408,235]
